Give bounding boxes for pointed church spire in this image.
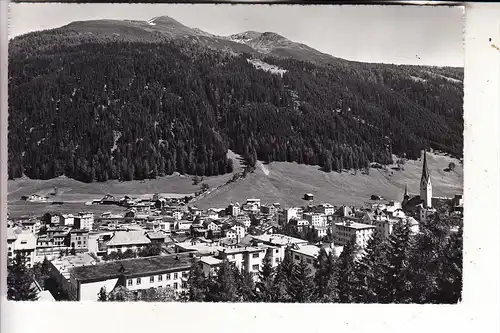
[404,183,408,196]
[421,150,430,183]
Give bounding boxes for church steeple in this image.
[403,184,409,201]
[420,150,432,208]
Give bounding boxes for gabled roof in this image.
[106,231,151,246]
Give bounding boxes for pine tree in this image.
[206,259,239,302]
[256,251,277,302]
[336,237,358,303]
[273,250,295,302]
[353,233,388,303]
[288,258,315,302]
[433,225,463,303]
[313,247,338,302]
[7,253,39,301]
[382,220,413,303]
[233,266,256,302]
[186,260,208,302]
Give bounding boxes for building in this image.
[303,212,326,227]
[146,231,168,244]
[278,207,302,225]
[260,203,279,216]
[67,229,89,252]
[227,203,241,217]
[8,228,37,267]
[74,212,94,231]
[236,214,251,228]
[288,219,310,234]
[420,152,432,208]
[246,198,261,208]
[104,231,151,254]
[230,224,246,240]
[58,214,75,227]
[68,254,194,301]
[304,193,314,201]
[18,218,42,235]
[174,239,225,256]
[287,244,336,272]
[333,221,375,249]
[315,203,336,215]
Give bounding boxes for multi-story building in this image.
[315,203,336,215]
[260,203,280,216]
[8,229,37,267]
[74,212,94,231]
[303,212,326,227]
[236,214,251,228]
[67,229,89,252]
[278,207,302,225]
[227,203,241,217]
[104,231,151,254]
[332,221,376,249]
[67,253,193,301]
[58,214,75,227]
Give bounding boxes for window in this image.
[306,259,312,264]
[136,278,141,285]
[158,275,163,282]
[275,258,280,263]
[182,281,187,288]
[174,273,178,279]
[252,264,259,270]
[252,253,259,258]
[128,279,133,286]
[150,276,155,283]
[294,255,300,260]
[173,283,178,289]
[275,249,279,253]
[166,273,171,280]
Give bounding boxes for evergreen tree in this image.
[187,260,208,302]
[313,247,338,302]
[288,258,315,302]
[7,253,39,301]
[353,233,389,303]
[273,250,295,302]
[381,220,413,303]
[433,226,463,303]
[256,251,277,302]
[233,266,256,302]
[336,237,358,303]
[206,259,239,302]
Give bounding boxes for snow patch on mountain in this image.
[247,59,287,77]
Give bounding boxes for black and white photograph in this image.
[6,3,464,304]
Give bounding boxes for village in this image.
[7,153,463,301]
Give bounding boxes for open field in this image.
[7,151,462,216]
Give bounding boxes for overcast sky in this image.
[9,4,464,67]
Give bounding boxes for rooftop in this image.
[335,221,376,230]
[70,253,193,282]
[106,231,151,246]
[146,231,168,239]
[252,234,308,246]
[289,244,325,258]
[200,256,223,266]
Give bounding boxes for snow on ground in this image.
[425,71,462,84]
[410,75,427,83]
[259,162,270,176]
[247,59,287,77]
[111,131,121,154]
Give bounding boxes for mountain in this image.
[7,16,463,183]
[227,31,340,65]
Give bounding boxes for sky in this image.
[9,3,464,67]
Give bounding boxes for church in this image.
[402,151,437,221]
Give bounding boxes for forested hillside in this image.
[8,19,463,183]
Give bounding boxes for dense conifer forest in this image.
[8,25,463,183]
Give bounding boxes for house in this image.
[315,203,336,215]
[10,229,37,268]
[58,214,75,227]
[288,244,333,271]
[260,203,279,216]
[175,220,193,231]
[174,239,225,256]
[246,198,261,208]
[332,221,376,249]
[18,218,42,234]
[236,214,251,228]
[67,229,89,252]
[304,193,314,201]
[74,212,94,231]
[207,209,220,220]
[26,194,49,202]
[146,231,168,244]
[203,220,222,232]
[288,219,310,234]
[230,223,246,240]
[225,229,238,239]
[104,231,151,254]
[227,203,241,217]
